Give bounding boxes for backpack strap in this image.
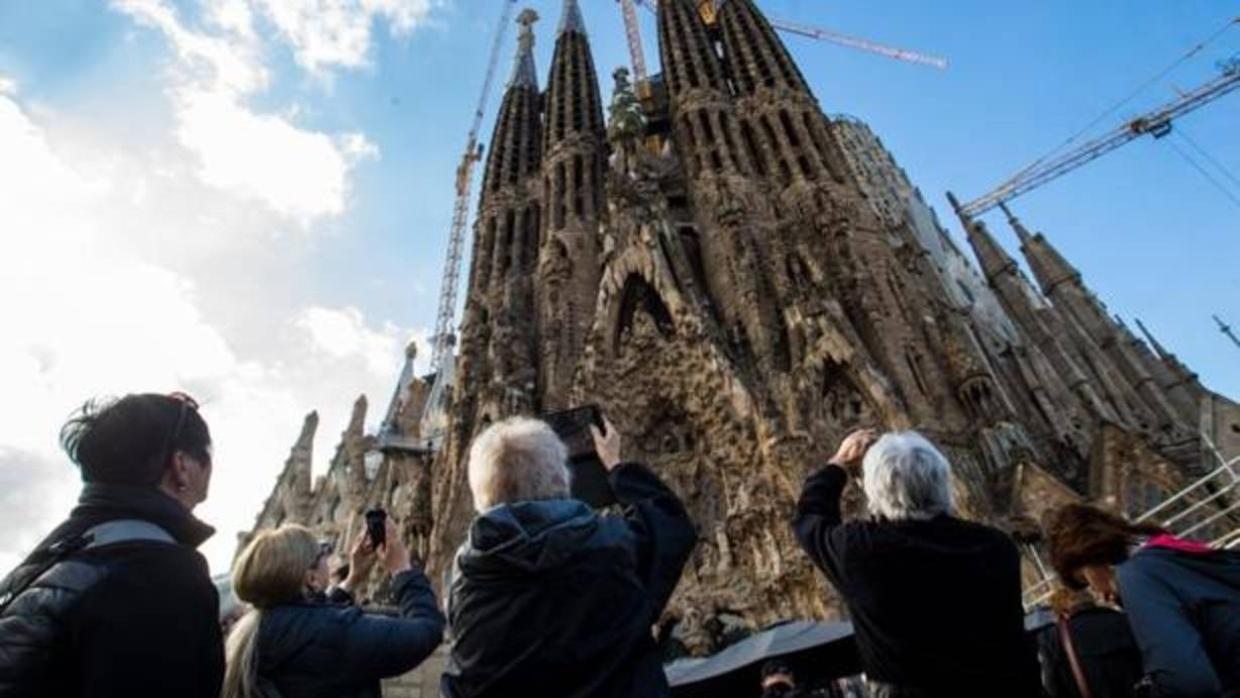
[1057,615,1094,698]
[81,519,176,548]
[0,519,176,612]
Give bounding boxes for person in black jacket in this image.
[1036,587,1143,698]
[793,429,1042,698]
[0,392,223,698]
[221,519,444,698]
[441,415,697,698]
[1045,503,1240,698]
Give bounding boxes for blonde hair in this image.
[220,525,320,698]
[467,417,570,511]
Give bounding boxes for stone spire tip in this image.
[511,8,539,87]
[558,0,585,36]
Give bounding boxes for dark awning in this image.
[665,609,1055,697]
[665,620,859,697]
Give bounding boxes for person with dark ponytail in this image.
[1044,503,1240,698]
[0,392,223,698]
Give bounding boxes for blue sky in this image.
[1,0,1237,573]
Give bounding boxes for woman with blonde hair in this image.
[222,519,443,698]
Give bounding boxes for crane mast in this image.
[618,0,648,83]
[429,0,519,372]
[960,62,1240,217]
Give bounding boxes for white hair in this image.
[862,431,955,521]
[467,417,570,512]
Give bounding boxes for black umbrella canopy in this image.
[665,621,860,698]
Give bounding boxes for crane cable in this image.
[994,14,1239,194]
[1167,134,1240,211]
[1176,125,1240,192]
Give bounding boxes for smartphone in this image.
[365,509,387,548]
[543,405,616,509]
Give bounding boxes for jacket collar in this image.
[72,483,215,548]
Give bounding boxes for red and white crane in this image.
[617,0,948,85]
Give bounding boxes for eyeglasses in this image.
[316,541,334,563]
[158,391,201,468]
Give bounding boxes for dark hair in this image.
[1044,503,1163,590]
[761,659,795,681]
[60,393,211,487]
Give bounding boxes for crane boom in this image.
[770,18,947,70]
[627,0,947,70]
[960,64,1240,217]
[430,0,519,371]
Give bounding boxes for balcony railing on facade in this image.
[1021,433,1240,611]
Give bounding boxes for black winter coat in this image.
[441,462,697,698]
[255,568,445,698]
[794,464,1042,698]
[1037,607,1143,698]
[0,484,223,698]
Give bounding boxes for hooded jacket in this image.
[0,484,222,698]
[441,462,696,698]
[253,568,444,698]
[1116,543,1240,698]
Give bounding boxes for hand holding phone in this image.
[365,509,387,548]
[543,405,617,508]
[589,415,622,472]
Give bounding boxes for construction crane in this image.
[1217,315,1240,353]
[619,0,948,85]
[428,0,519,372]
[960,58,1240,217]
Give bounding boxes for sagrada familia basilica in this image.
[243,0,1239,660]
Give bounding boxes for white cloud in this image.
[111,0,381,224]
[0,75,16,96]
[0,87,424,574]
[251,0,435,73]
[295,306,411,375]
[173,87,362,220]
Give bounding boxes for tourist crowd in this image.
[0,391,1237,698]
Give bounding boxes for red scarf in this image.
[1142,533,1215,555]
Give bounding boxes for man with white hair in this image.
[793,429,1041,697]
[442,415,697,698]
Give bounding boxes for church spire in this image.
[557,0,585,36]
[510,8,539,87]
[950,193,1018,283]
[1001,204,1081,295]
[538,0,606,409]
[658,0,728,96]
[718,0,811,95]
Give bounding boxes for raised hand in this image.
[590,415,623,472]
[829,428,880,474]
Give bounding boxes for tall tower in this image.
[455,9,544,427]
[656,0,790,376]
[717,0,850,188]
[537,0,606,409]
[1001,205,1188,436]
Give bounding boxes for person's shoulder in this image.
[946,517,1018,548]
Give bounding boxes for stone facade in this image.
[244,0,1240,671]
